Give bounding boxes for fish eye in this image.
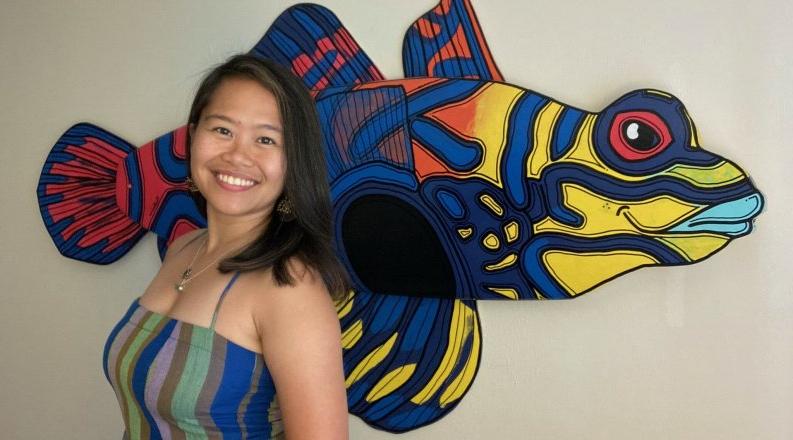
[609,111,673,160]
[622,120,659,150]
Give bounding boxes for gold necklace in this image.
[175,235,236,293]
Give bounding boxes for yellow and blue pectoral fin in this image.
[338,291,481,432]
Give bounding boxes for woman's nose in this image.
[222,136,254,165]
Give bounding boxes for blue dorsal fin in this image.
[402,0,503,80]
[250,3,385,91]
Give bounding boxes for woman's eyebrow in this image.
[254,123,282,132]
[203,114,282,132]
[203,114,238,125]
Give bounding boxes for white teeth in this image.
[217,173,255,187]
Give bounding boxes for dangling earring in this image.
[276,196,294,220]
[185,177,200,193]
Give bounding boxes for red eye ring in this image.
[609,111,673,161]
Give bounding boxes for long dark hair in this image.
[187,54,349,300]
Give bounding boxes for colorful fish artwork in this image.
[36,0,763,433]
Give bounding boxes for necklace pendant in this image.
[175,268,191,293]
[175,272,190,293]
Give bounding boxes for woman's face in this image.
[190,76,286,224]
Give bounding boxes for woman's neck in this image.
[204,210,269,254]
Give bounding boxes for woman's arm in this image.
[255,264,348,440]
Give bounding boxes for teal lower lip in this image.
[669,193,763,236]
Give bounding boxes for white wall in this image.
[1,1,791,438]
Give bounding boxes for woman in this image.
[103,54,350,439]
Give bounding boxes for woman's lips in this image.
[213,172,259,191]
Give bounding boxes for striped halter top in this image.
[103,272,284,439]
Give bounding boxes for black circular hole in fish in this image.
[341,195,456,298]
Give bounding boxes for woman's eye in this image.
[213,127,231,136]
[258,136,275,145]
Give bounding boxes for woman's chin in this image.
[206,203,272,223]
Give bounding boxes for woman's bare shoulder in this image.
[247,258,333,318]
[236,259,336,347]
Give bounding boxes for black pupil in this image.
[622,120,659,151]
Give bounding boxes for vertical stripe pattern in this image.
[103,298,281,439]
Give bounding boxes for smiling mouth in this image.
[214,172,259,188]
[621,193,764,237]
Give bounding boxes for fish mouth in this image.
[667,193,764,236]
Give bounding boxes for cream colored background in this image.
[2,1,791,438]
